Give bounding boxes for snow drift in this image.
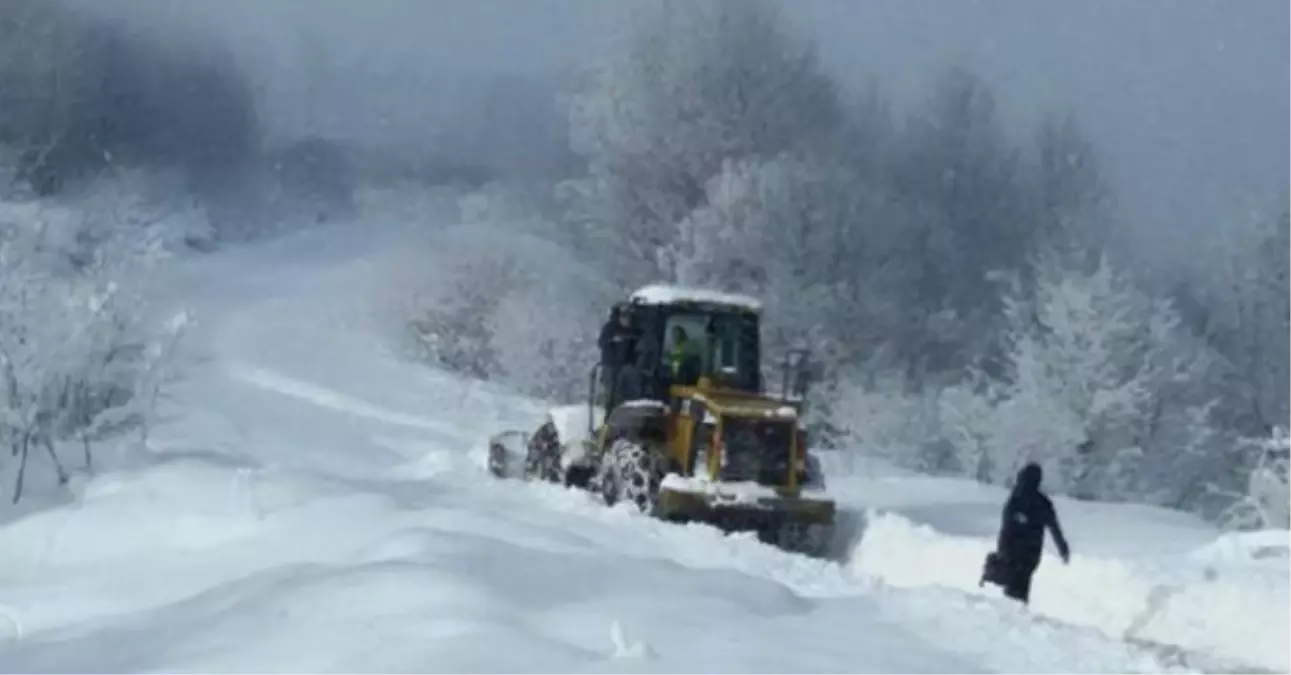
[848,508,1289,673]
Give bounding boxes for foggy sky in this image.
[791,0,1289,260]
[80,0,1288,258]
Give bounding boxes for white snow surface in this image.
[630,283,762,311]
[0,217,1285,674]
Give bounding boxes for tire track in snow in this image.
[226,362,463,443]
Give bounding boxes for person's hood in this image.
[1015,462,1043,492]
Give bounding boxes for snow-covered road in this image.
[0,217,1284,673]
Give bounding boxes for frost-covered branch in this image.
[985,250,1207,499]
[565,0,843,284]
[0,190,190,503]
[382,185,617,402]
[826,247,1227,509]
[1215,428,1290,530]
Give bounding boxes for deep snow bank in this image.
[848,509,1290,673]
[0,455,979,674]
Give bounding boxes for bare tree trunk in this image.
[13,433,30,504]
[42,434,68,485]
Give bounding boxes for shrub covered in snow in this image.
[670,154,910,374]
[561,0,843,287]
[383,186,616,403]
[825,249,1256,517]
[0,189,190,503]
[1216,429,1290,530]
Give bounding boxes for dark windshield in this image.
[661,309,760,392]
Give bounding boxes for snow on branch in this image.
[826,247,1228,508]
[564,0,843,284]
[383,186,617,403]
[985,252,1176,498]
[0,190,191,503]
[1216,428,1290,530]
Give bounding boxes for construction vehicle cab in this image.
[597,284,765,412]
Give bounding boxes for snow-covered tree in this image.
[936,368,1006,481]
[826,369,940,473]
[387,185,617,401]
[0,201,188,502]
[1217,428,1290,530]
[671,155,848,341]
[1133,322,1230,511]
[0,0,105,195]
[883,70,1026,376]
[1029,111,1113,262]
[2,2,262,198]
[1135,203,1289,516]
[400,241,518,382]
[487,282,604,404]
[990,250,1202,500]
[563,0,843,284]
[1201,208,1290,437]
[670,154,917,380]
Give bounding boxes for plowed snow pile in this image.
[833,470,1290,673]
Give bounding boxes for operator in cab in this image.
[667,325,704,386]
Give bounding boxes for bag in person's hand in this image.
[979,551,1009,588]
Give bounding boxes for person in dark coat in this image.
[994,462,1070,604]
[598,304,637,408]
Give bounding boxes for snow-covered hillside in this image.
[0,216,1285,674]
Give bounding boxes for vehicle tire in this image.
[524,421,562,483]
[564,465,594,489]
[596,438,662,513]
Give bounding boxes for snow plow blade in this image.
[654,485,836,525]
[653,476,836,556]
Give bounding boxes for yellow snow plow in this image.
[489,284,835,556]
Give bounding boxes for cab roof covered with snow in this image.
[628,283,762,312]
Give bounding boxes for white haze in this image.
[71,0,1289,262]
